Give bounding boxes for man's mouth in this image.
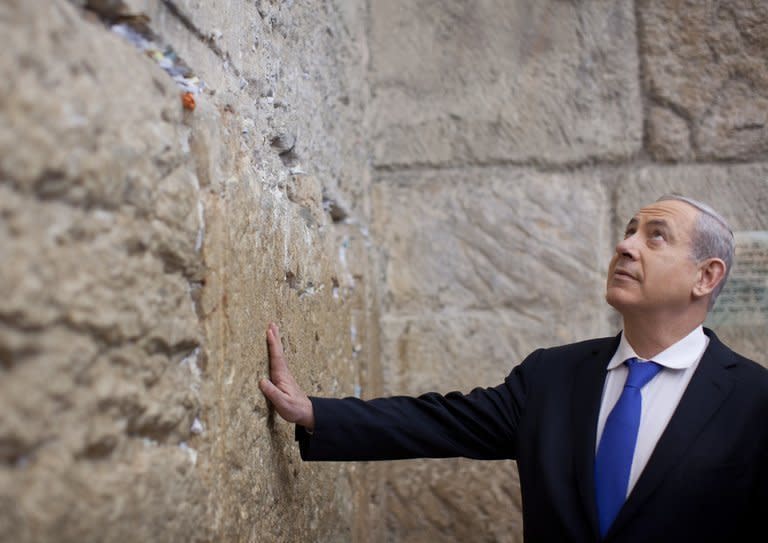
[613,268,638,280]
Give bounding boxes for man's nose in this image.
[615,234,639,259]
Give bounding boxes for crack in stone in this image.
[159,0,240,77]
[80,0,207,94]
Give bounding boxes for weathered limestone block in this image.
[611,164,768,243]
[380,311,605,397]
[373,169,613,331]
[0,441,208,542]
[0,188,200,348]
[639,0,768,160]
[611,165,768,364]
[151,1,375,540]
[4,0,375,541]
[369,0,641,167]
[0,2,208,542]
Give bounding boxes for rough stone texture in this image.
[369,0,642,168]
[640,0,768,161]
[372,171,614,542]
[384,458,522,543]
[373,169,613,324]
[610,165,768,364]
[4,0,768,542]
[0,2,207,541]
[199,182,373,542]
[646,106,694,162]
[0,0,375,542]
[141,0,372,217]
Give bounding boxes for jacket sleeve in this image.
[295,349,540,462]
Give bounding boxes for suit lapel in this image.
[606,329,735,539]
[572,334,620,541]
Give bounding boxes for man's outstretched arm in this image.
[259,322,315,431]
[259,321,527,462]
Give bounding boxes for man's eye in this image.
[650,231,665,240]
[624,229,635,238]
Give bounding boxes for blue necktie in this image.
[595,357,662,537]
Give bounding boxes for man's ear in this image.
[693,258,727,299]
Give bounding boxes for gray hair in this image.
[656,194,735,309]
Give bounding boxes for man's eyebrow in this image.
[624,218,639,230]
[645,219,670,229]
[645,218,677,240]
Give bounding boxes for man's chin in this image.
[605,288,635,312]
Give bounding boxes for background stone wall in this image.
[1,1,766,542]
[369,1,768,542]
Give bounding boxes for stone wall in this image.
[369,1,768,541]
[1,1,767,542]
[0,0,376,542]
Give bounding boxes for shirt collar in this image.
[608,325,709,370]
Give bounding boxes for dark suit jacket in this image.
[296,328,768,542]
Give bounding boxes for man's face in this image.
[606,200,701,315]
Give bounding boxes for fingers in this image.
[266,322,287,376]
[262,322,315,429]
[268,322,284,355]
[260,377,307,425]
[259,377,294,422]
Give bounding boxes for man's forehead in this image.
[629,200,698,225]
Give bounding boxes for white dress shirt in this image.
[595,325,709,497]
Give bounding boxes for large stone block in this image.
[379,310,605,396]
[610,164,768,364]
[373,169,613,331]
[639,0,768,160]
[369,0,641,167]
[0,440,210,542]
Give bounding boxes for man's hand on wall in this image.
[259,322,316,431]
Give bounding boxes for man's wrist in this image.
[299,397,315,432]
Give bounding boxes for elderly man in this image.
[260,195,768,542]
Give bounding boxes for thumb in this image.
[259,378,285,404]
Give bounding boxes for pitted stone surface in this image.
[3,1,768,542]
[0,3,208,541]
[385,458,523,543]
[640,0,768,160]
[1,1,374,542]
